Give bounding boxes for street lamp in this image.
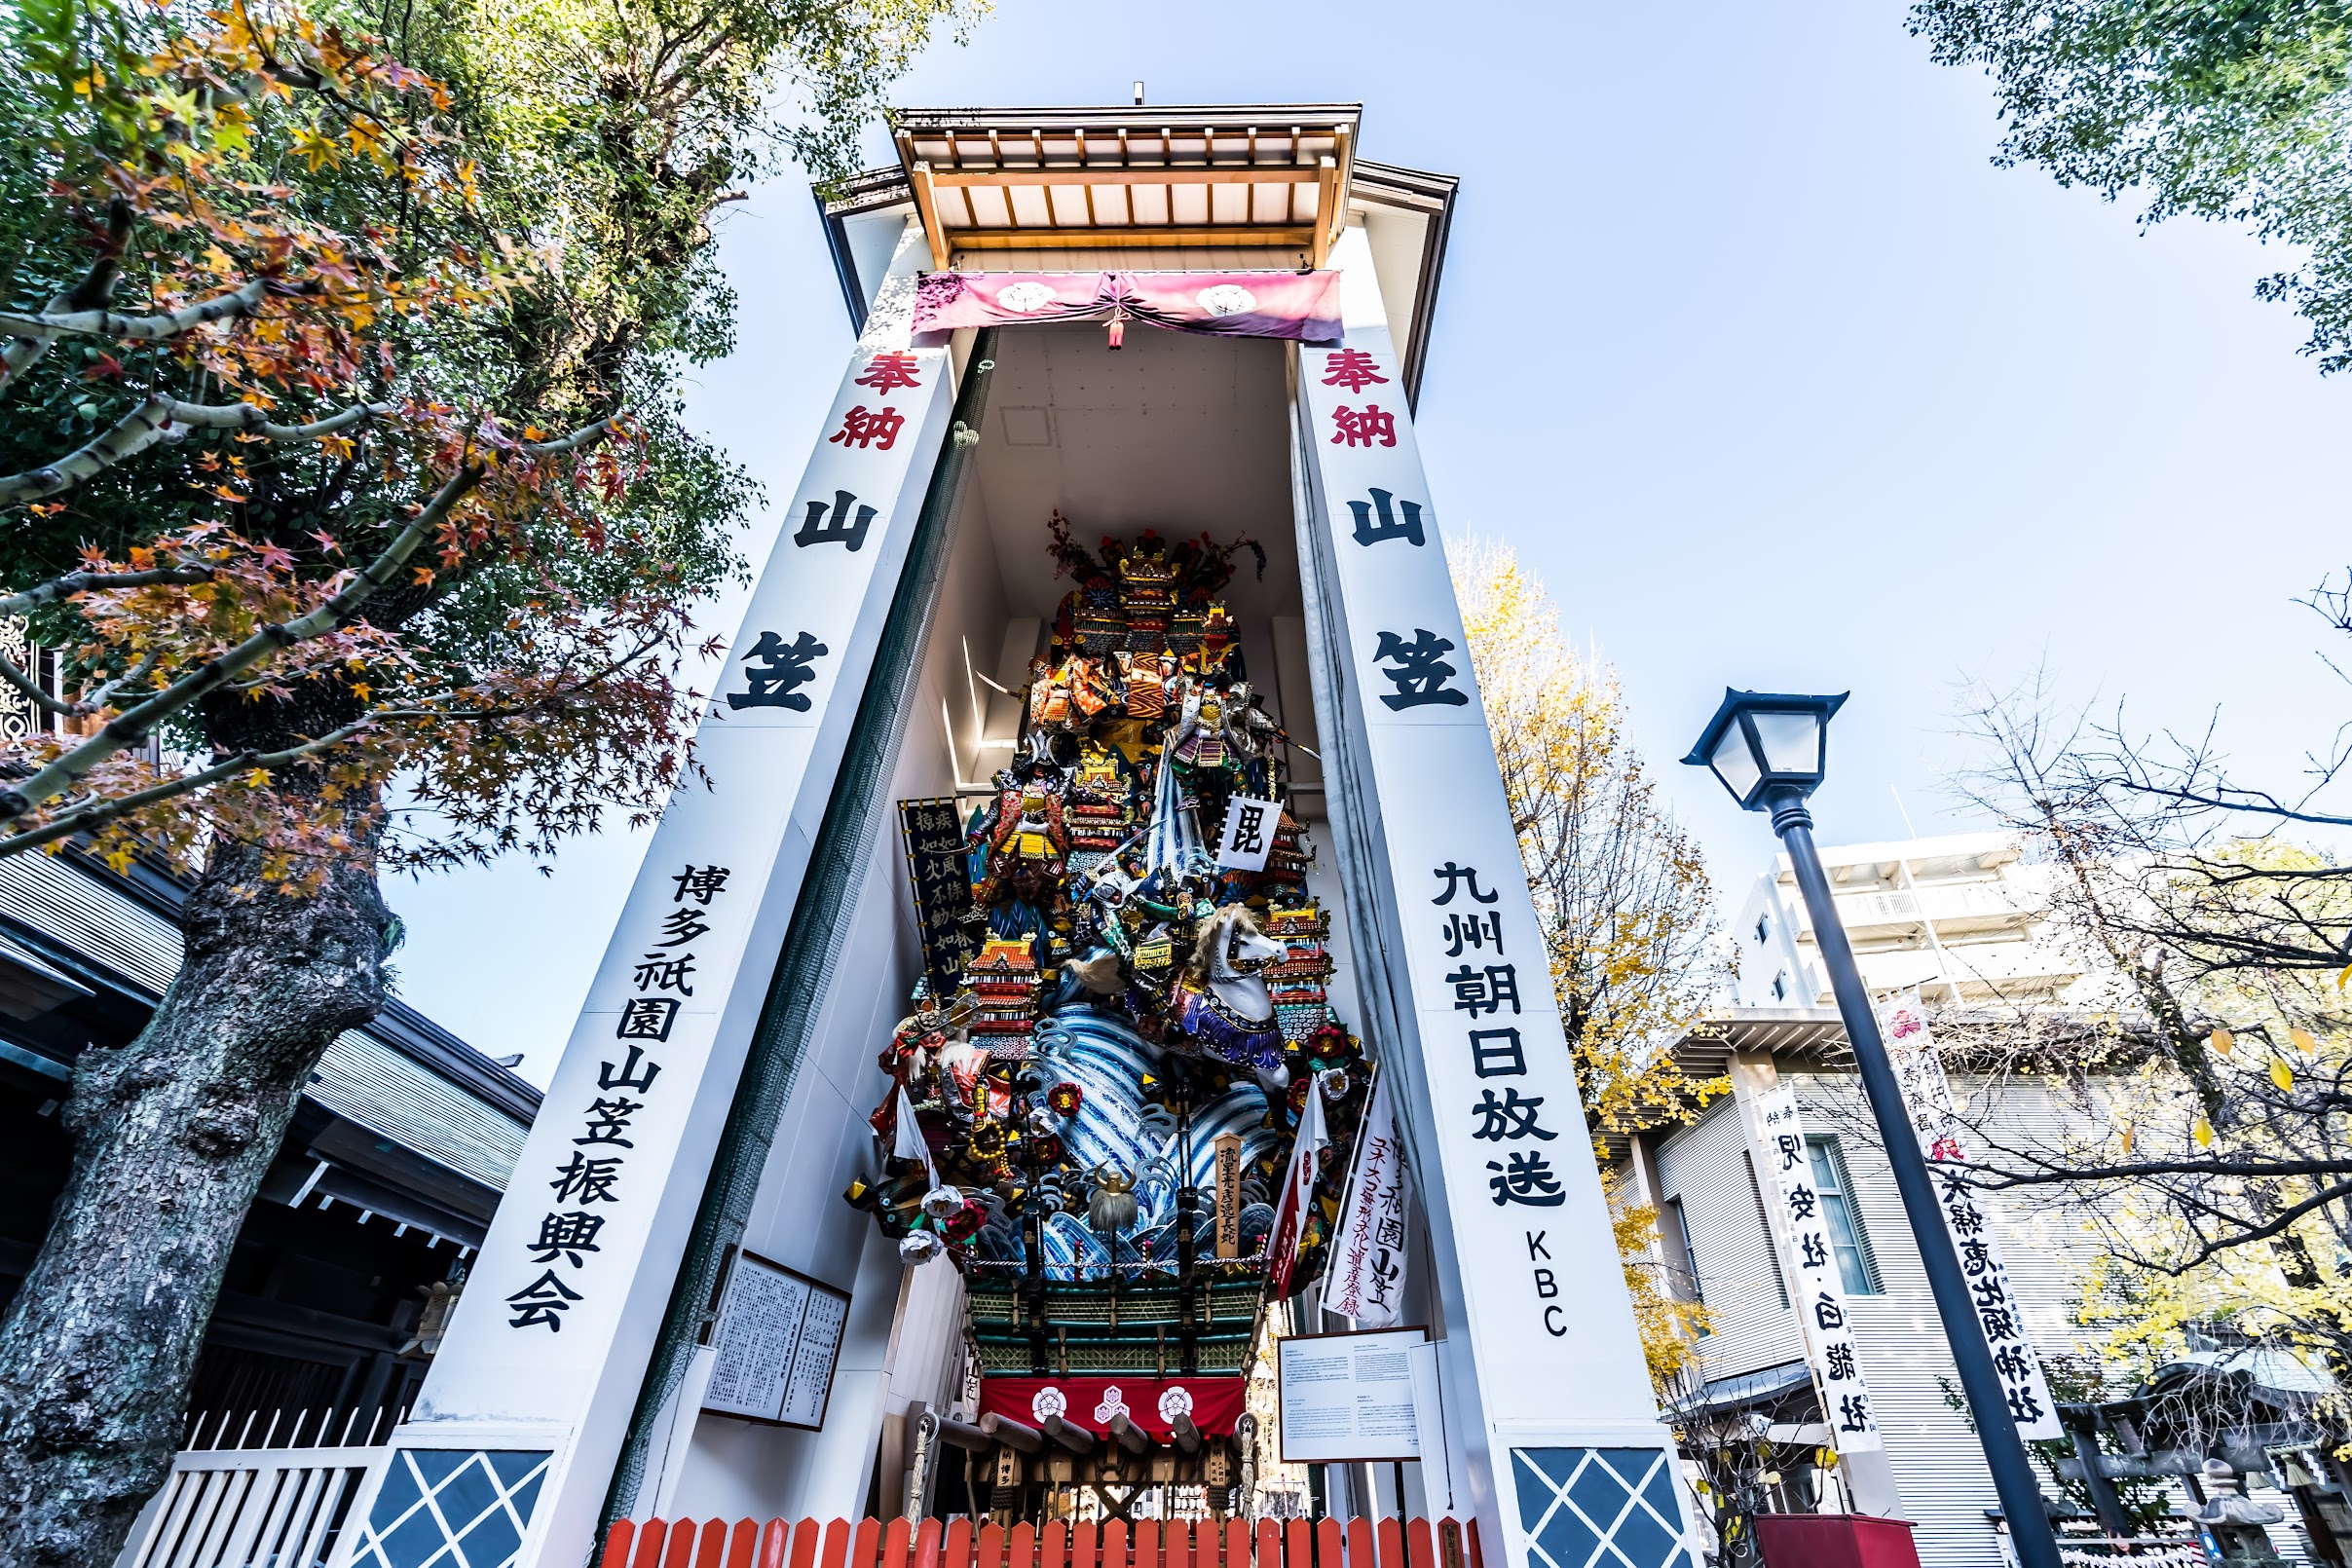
[1683,689,2062,1568]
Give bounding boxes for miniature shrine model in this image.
[392,102,1694,1568]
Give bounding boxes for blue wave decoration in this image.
[1026,1000,1287,1277]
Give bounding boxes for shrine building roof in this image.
[816,101,1459,402]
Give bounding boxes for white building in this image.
[1630,835,2344,1568]
[1729,832,2088,1011]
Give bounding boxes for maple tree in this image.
[0,0,968,1555]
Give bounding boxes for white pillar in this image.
[343,220,955,1568]
[1296,223,1701,1568]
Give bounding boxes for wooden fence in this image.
[600,1515,1485,1568]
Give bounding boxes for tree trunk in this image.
[0,829,390,1567]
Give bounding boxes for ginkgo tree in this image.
[0,0,968,1558]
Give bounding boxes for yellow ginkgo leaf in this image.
[2272,1059,2295,1094]
[2337,963,2352,990]
[2193,1117,2215,1148]
[2121,1124,2136,1153]
[2291,1027,2317,1054]
[2211,1028,2235,1057]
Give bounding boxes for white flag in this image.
[1326,1069,1411,1327]
[1754,1087,1884,1452]
[1882,989,2063,1439]
[894,1086,938,1187]
[1213,794,1282,872]
[1267,1082,1328,1297]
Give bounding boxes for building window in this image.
[1754,913,1771,945]
[1807,1136,1884,1295]
[1771,969,1789,1002]
[1661,1196,1706,1332]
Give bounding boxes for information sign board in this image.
[701,1250,849,1429]
[1276,1326,1429,1464]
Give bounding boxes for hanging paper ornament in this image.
[900,1231,944,1264]
[944,1200,987,1243]
[921,1184,964,1220]
[1048,1081,1083,1117]
[1319,1067,1351,1101]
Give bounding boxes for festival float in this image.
[391,102,1692,1568]
[844,519,1372,1519]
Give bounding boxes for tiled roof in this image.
[0,850,533,1189]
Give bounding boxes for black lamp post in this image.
[1683,690,2061,1568]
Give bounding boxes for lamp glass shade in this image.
[1749,709,1824,780]
[1709,723,1763,803]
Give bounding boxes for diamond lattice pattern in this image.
[348,1447,551,1568]
[1512,1447,1694,1568]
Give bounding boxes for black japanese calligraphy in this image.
[1468,1027,1527,1079]
[550,1152,625,1205]
[1442,912,1505,956]
[656,909,710,947]
[598,1043,663,1091]
[793,488,877,551]
[530,1211,607,1266]
[1347,487,1426,548]
[672,865,732,905]
[1372,628,1470,710]
[728,630,828,712]
[506,1269,584,1330]
[1431,863,1501,906]
[631,951,696,995]
[1485,1150,1567,1208]
[1469,1086,1556,1141]
[1446,963,1521,1018]
[615,997,679,1042]
[575,1097,643,1148]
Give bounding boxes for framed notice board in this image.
[700,1250,851,1429]
[1276,1325,1429,1464]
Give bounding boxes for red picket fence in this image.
[598,1514,1484,1568]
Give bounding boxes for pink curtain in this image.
[913,270,1342,342]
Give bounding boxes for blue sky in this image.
[387,0,2352,1083]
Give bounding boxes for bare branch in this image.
[0,718,375,859]
[0,279,268,348]
[0,397,394,505]
[0,567,215,617]
[161,397,394,440]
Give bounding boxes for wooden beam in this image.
[1107,1413,1155,1457]
[1327,126,1355,251]
[1042,1413,1098,1455]
[1311,156,1339,267]
[907,158,952,272]
[930,167,1318,188]
[980,1412,1044,1454]
[949,225,1314,252]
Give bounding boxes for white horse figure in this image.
[1170,904,1290,1090]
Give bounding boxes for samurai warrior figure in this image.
[964,766,1069,927]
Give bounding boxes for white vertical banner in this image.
[1751,1088,1884,1452]
[390,220,959,1568]
[1881,989,2064,1439]
[1301,223,1696,1568]
[1327,1068,1412,1328]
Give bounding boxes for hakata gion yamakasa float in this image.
[364,103,1696,1568]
